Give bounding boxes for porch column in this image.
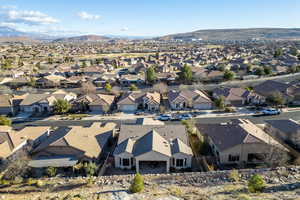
[136,159,139,173]
[166,160,170,173]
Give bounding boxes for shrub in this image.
[36,180,44,188]
[229,169,240,182]
[86,177,95,187]
[225,107,235,113]
[12,176,23,184]
[129,173,144,193]
[0,179,10,186]
[169,186,182,197]
[46,166,57,177]
[0,116,11,126]
[248,174,266,193]
[83,162,98,177]
[26,178,36,186]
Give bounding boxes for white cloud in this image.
[120,27,129,31]
[0,6,59,26]
[77,11,101,20]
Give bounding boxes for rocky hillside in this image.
[53,35,111,43]
[1,166,300,200]
[158,28,300,41]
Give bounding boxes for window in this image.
[123,158,130,166]
[176,159,184,167]
[228,155,240,162]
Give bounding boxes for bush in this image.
[26,178,36,186]
[45,166,57,177]
[0,179,10,186]
[248,174,266,193]
[129,173,144,193]
[83,162,98,177]
[36,180,44,188]
[229,169,240,182]
[12,176,23,184]
[225,107,235,113]
[0,115,11,126]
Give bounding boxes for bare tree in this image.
[80,82,96,95]
[263,144,290,167]
[153,82,168,94]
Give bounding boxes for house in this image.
[212,87,263,106]
[119,74,145,86]
[0,95,14,116]
[0,126,51,160]
[30,122,116,167]
[117,91,161,112]
[264,119,300,150]
[36,75,66,88]
[253,80,295,103]
[89,94,116,113]
[113,124,193,173]
[196,119,287,165]
[20,90,76,113]
[168,90,213,110]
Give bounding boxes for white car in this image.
[155,114,172,121]
[261,108,281,115]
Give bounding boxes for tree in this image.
[129,84,138,91]
[80,82,96,94]
[129,173,144,193]
[246,64,252,73]
[263,66,272,75]
[274,48,283,58]
[223,70,235,81]
[53,99,71,114]
[153,82,168,95]
[290,47,298,56]
[248,174,266,193]
[146,66,156,84]
[214,96,225,111]
[0,116,11,126]
[180,64,193,84]
[105,82,112,93]
[254,67,265,76]
[81,61,87,68]
[266,92,284,107]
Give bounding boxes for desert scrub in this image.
[36,180,44,188]
[46,166,57,177]
[129,173,144,193]
[26,178,36,186]
[169,186,183,197]
[229,169,240,182]
[248,174,266,193]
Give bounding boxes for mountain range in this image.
[1,26,300,42]
[157,28,300,41]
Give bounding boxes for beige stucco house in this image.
[196,119,287,165]
[113,124,193,173]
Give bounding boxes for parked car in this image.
[170,114,181,121]
[178,114,193,120]
[155,114,172,121]
[261,108,281,115]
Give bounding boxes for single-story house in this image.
[113,124,193,173]
[30,122,116,167]
[168,90,213,110]
[196,119,287,165]
[117,91,161,112]
[264,119,300,150]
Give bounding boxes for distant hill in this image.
[157,28,300,41]
[0,26,29,37]
[53,35,111,42]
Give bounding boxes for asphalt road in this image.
[12,110,300,129]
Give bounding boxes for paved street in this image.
[12,110,300,129]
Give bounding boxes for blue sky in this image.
[0,0,300,36]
